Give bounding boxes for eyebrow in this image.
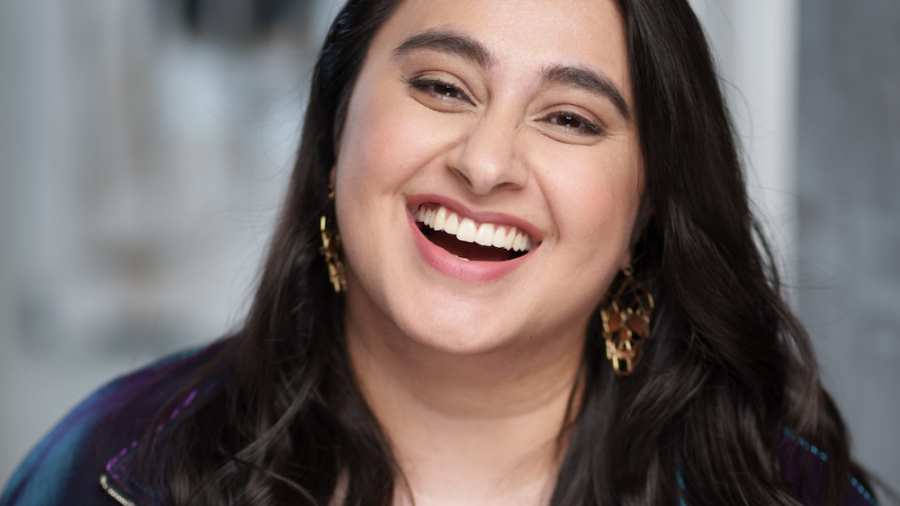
[393,30,631,121]
[393,29,494,69]
[543,65,631,120]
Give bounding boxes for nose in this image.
[445,109,528,195]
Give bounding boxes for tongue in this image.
[429,230,511,262]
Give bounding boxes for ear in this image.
[620,252,633,271]
[329,166,337,188]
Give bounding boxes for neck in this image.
[344,303,585,506]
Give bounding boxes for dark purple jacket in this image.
[0,341,879,506]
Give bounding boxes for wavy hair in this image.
[146,0,872,504]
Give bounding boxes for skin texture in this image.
[333,0,643,503]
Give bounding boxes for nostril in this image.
[445,125,526,196]
[450,166,473,189]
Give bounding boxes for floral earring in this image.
[320,187,347,293]
[599,266,654,375]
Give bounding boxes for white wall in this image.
[0,0,339,485]
[688,0,801,285]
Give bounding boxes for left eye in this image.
[408,78,472,104]
[433,83,462,98]
[545,112,605,136]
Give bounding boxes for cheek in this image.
[338,102,415,196]
[537,146,643,265]
[336,77,467,198]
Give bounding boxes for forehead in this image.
[374,0,631,96]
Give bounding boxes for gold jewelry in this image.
[320,189,347,293]
[599,266,654,376]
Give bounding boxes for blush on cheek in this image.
[576,202,635,265]
[343,113,445,193]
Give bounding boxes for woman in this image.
[0,0,882,504]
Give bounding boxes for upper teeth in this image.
[416,204,534,252]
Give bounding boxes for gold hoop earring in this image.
[320,188,347,293]
[599,266,654,376]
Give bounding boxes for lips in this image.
[406,197,540,282]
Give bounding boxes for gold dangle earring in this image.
[599,266,654,376]
[320,187,347,293]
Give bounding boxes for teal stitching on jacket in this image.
[780,427,877,505]
[781,427,829,462]
[675,429,878,506]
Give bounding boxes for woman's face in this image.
[334,0,643,353]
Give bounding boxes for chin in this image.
[409,329,518,356]
[394,303,530,356]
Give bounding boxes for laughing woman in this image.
[0,0,883,505]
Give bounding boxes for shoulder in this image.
[0,340,230,506]
[779,428,879,506]
[677,428,881,506]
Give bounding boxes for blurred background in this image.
[0,0,897,491]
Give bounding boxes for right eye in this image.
[408,77,473,105]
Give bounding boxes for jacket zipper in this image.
[100,473,138,506]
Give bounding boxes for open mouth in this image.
[415,204,536,262]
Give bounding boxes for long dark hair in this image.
[147,0,871,504]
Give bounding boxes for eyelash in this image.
[407,77,606,137]
[408,77,472,103]
[542,111,606,137]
